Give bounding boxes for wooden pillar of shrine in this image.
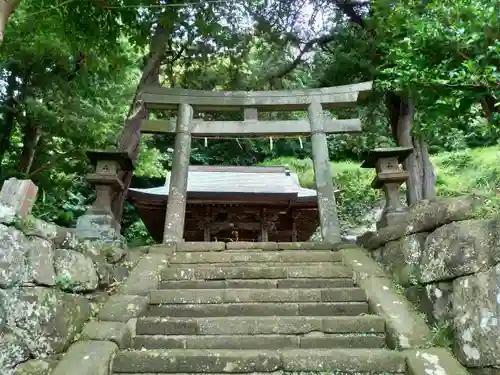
[290,209,298,242]
[260,208,268,242]
[203,205,212,241]
[308,101,341,243]
[163,103,193,243]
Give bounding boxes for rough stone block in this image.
[420,219,500,283]
[20,218,58,240]
[357,195,482,249]
[0,333,30,371]
[0,178,38,220]
[0,225,29,288]
[53,249,99,292]
[81,321,131,348]
[374,233,428,286]
[51,341,117,375]
[406,348,470,375]
[98,295,149,322]
[452,264,500,367]
[74,213,119,244]
[13,357,59,375]
[0,287,90,356]
[26,237,56,286]
[119,253,168,295]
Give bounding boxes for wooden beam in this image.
[141,118,362,136]
[138,82,373,111]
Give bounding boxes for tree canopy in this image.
[1,0,498,242]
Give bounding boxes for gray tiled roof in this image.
[128,165,317,200]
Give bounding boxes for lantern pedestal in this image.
[362,147,413,229]
[75,150,134,245]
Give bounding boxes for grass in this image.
[261,146,500,229]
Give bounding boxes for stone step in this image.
[136,316,385,336]
[162,264,352,280]
[170,262,339,268]
[149,288,366,304]
[112,349,407,374]
[147,302,369,317]
[113,372,402,375]
[133,333,386,350]
[159,278,355,289]
[169,250,342,264]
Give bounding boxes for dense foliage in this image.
[0,0,498,244]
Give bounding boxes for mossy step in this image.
[112,349,406,374]
[159,278,355,290]
[147,302,369,317]
[169,251,342,264]
[161,265,352,280]
[132,333,386,350]
[149,288,366,304]
[136,316,385,336]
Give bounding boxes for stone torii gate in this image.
[141,83,372,244]
[76,83,372,245]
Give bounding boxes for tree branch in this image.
[267,32,337,81]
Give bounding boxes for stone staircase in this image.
[112,243,407,374]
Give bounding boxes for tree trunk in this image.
[0,0,21,46]
[18,119,41,175]
[481,94,498,124]
[0,69,17,169]
[387,92,436,206]
[111,23,170,223]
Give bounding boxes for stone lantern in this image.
[361,147,413,229]
[75,150,134,243]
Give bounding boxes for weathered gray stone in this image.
[0,287,90,356]
[422,281,453,323]
[452,264,500,367]
[226,241,276,250]
[0,225,28,288]
[51,340,117,375]
[119,253,168,295]
[0,202,16,224]
[80,321,131,348]
[20,217,57,240]
[98,295,149,322]
[177,241,225,251]
[53,227,78,249]
[13,358,59,375]
[357,196,482,249]
[75,213,120,245]
[373,233,427,286]
[339,247,432,349]
[420,219,500,283]
[53,249,99,292]
[0,178,38,219]
[0,333,30,371]
[26,237,55,286]
[112,349,282,373]
[405,348,470,375]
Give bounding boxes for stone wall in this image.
[0,207,133,375]
[358,195,500,374]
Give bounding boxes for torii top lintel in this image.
[138,81,373,112]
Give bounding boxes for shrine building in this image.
[127,165,322,243]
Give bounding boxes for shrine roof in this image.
[128,165,317,202]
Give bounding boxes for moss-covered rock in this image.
[1,287,90,357]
